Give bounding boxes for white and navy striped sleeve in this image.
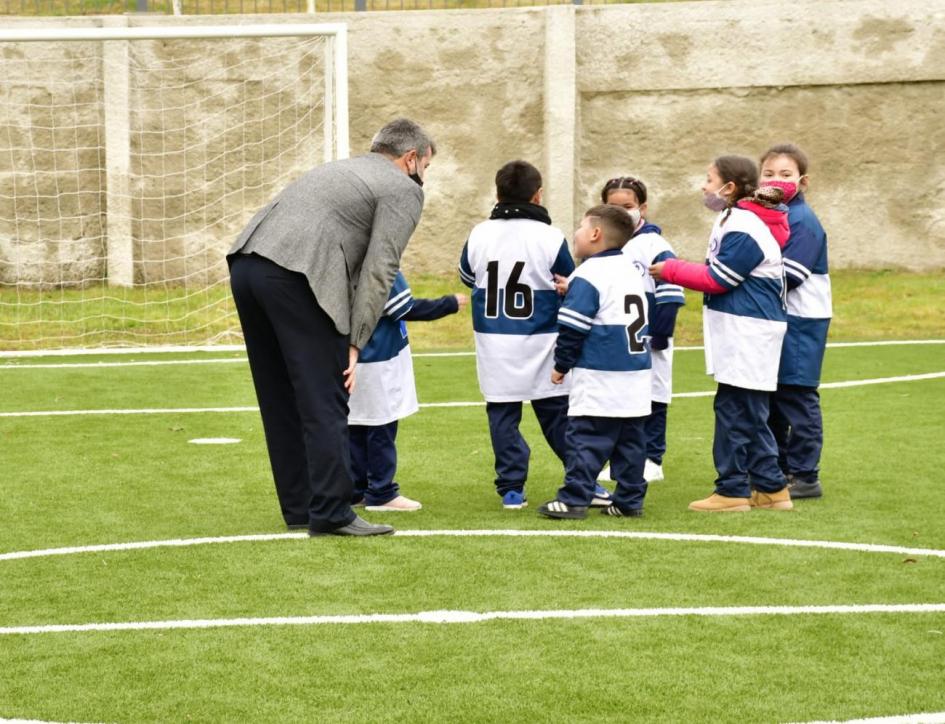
[708,232,765,290]
[652,250,685,305]
[558,276,599,335]
[458,240,476,289]
[383,271,415,320]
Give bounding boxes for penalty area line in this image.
[2,528,945,563]
[1,371,943,418]
[3,603,945,636]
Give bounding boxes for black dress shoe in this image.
[308,515,395,537]
[286,523,309,531]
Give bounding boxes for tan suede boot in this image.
[750,488,794,511]
[688,493,752,512]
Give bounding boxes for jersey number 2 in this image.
[625,294,646,353]
[485,260,533,319]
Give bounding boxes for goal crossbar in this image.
[0,23,349,159]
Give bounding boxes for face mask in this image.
[761,179,798,202]
[626,208,642,228]
[703,189,729,213]
[408,157,424,187]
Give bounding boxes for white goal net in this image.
[0,23,348,352]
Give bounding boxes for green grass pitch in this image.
[1,304,944,721]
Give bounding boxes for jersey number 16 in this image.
[485,260,533,319]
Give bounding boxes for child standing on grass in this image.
[458,160,583,511]
[347,272,467,511]
[598,176,685,483]
[759,143,831,500]
[650,155,792,513]
[538,205,652,520]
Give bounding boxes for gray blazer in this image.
[228,153,424,350]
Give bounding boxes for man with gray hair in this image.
[228,117,435,537]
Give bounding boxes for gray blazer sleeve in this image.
[349,187,424,349]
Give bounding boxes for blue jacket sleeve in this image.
[782,215,824,291]
[554,325,585,373]
[402,295,459,322]
[458,241,475,289]
[649,303,679,350]
[550,240,576,278]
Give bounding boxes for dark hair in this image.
[759,142,809,176]
[495,160,542,204]
[600,176,648,205]
[370,118,436,159]
[751,185,786,208]
[584,204,635,250]
[713,155,759,202]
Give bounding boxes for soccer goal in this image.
[0,22,348,354]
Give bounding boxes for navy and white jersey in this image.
[626,223,685,404]
[779,194,831,387]
[558,249,652,418]
[703,207,787,392]
[460,217,575,402]
[348,271,418,425]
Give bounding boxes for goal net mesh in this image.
[0,30,339,351]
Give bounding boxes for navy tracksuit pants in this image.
[769,384,823,483]
[349,421,400,506]
[486,395,569,496]
[556,415,648,512]
[713,383,787,498]
[644,401,668,465]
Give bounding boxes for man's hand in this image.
[454,293,469,310]
[649,262,666,282]
[551,369,566,385]
[553,274,569,296]
[343,345,359,393]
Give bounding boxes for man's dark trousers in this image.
[229,253,356,533]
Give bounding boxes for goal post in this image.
[0,22,349,353]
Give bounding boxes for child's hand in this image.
[454,293,469,310]
[551,369,566,385]
[649,262,665,282]
[553,274,569,296]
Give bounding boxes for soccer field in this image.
[1,340,944,722]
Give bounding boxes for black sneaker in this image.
[787,475,823,499]
[537,500,588,520]
[601,504,643,517]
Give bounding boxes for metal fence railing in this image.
[1,0,643,15]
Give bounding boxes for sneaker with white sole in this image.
[537,499,588,520]
[365,495,422,512]
[590,483,613,508]
[597,465,612,482]
[601,503,643,518]
[502,490,528,510]
[644,459,664,482]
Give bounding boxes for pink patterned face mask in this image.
[761,179,798,202]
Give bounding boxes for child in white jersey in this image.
[348,272,466,511]
[651,155,792,513]
[459,160,580,510]
[538,205,653,520]
[598,175,685,483]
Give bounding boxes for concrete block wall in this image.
[0,0,942,288]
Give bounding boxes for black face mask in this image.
[408,156,424,187]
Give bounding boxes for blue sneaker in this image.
[591,483,613,508]
[502,490,528,510]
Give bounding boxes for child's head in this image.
[701,155,758,215]
[600,176,648,218]
[495,160,543,205]
[574,204,635,259]
[759,143,809,201]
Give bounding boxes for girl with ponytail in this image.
[650,155,791,513]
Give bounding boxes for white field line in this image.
[2,603,945,637]
[3,528,945,563]
[0,371,942,419]
[1,339,943,367]
[796,715,945,724]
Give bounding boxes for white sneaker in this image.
[644,459,664,482]
[365,495,422,512]
[597,465,612,482]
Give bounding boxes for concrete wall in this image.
[1,0,943,288]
